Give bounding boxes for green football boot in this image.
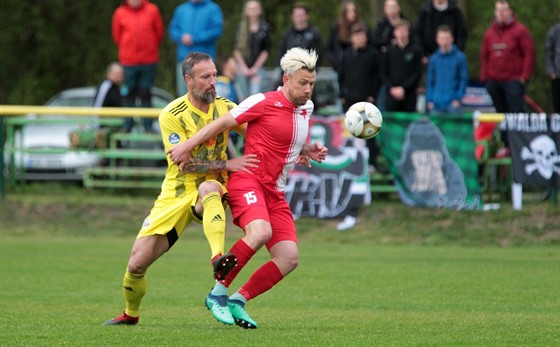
[228,299,257,329]
[205,292,234,325]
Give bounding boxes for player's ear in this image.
[282,73,289,86]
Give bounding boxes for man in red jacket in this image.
[112,0,164,133]
[480,0,535,115]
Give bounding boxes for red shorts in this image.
[227,172,297,249]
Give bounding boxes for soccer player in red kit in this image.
[168,47,328,329]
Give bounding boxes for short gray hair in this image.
[182,52,213,77]
[280,47,318,77]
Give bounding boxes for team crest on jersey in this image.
[169,133,180,144]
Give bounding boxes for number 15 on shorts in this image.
[244,191,257,205]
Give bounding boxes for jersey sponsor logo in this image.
[142,217,151,228]
[169,133,180,144]
[274,101,283,108]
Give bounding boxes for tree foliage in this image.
[0,0,557,112]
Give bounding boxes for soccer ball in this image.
[344,102,383,139]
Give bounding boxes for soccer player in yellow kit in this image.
[103,52,259,326]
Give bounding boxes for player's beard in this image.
[192,87,216,104]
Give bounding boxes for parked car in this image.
[4,86,174,181]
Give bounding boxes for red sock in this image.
[240,261,284,301]
[221,239,256,287]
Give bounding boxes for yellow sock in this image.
[122,271,146,318]
[202,192,226,259]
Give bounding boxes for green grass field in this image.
[1,184,559,346]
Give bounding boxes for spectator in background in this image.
[216,56,240,104]
[277,3,322,70]
[93,62,124,108]
[546,12,560,113]
[415,0,467,62]
[339,24,381,113]
[372,0,410,111]
[382,19,423,112]
[480,0,535,115]
[217,55,242,158]
[336,23,382,231]
[112,0,164,133]
[425,25,468,115]
[372,0,407,54]
[233,0,271,101]
[326,0,364,72]
[169,0,224,97]
[92,62,125,153]
[276,3,322,102]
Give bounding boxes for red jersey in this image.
[230,90,314,191]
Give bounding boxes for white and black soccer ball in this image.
[344,102,383,139]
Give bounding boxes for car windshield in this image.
[47,96,95,107]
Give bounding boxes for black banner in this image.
[504,113,560,188]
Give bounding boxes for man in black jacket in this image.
[382,19,423,112]
[415,0,467,60]
[338,24,381,112]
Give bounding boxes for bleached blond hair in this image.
[280,47,318,76]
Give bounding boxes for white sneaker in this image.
[336,215,357,231]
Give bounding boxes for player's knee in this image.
[245,228,272,248]
[255,229,273,245]
[198,181,222,198]
[285,254,299,272]
[127,261,147,275]
[276,253,299,275]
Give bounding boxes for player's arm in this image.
[182,155,258,174]
[296,143,328,167]
[167,112,238,171]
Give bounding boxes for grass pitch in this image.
[0,184,559,346]
[1,236,558,346]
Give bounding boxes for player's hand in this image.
[296,154,311,167]
[226,154,259,173]
[307,142,328,163]
[167,142,193,171]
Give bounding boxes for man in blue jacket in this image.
[426,25,468,115]
[169,0,224,96]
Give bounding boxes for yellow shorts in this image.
[137,179,227,239]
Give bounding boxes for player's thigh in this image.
[227,174,270,227]
[137,195,196,239]
[265,199,297,250]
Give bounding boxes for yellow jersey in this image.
[158,94,241,199]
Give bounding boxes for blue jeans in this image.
[428,104,462,115]
[235,67,265,101]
